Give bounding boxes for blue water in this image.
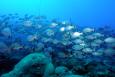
[0,0,115,28]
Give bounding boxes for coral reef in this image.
[1,53,53,77]
[1,53,83,77]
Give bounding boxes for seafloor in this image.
[0,14,115,77]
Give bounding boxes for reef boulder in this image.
[1,53,54,77]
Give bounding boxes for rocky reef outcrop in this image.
[1,53,54,77]
[1,53,83,77]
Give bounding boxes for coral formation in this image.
[1,53,53,77]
